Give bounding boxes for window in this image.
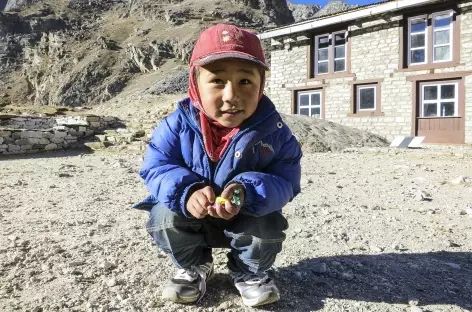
[349,80,384,117]
[406,10,455,67]
[314,31,347,76]
[420,81,458,117]
[297,90,323,118]
[357,85,376,111]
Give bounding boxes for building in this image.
[259,0,472,144]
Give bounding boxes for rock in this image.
[45,143,58,151]
[106,278,117,287]
[451,176,472,184]
[58,173,73,178]
[460,206,472,216]
[410,306,423,312]
[311,262,327,274]
[340,272,355,281]
[444,262,461,270]
[408,297,419,306]
[415,190,432,202]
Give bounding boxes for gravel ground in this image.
[1,147,471,312]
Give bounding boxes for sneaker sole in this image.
[242,291,280,307]
[161,266,216,304]
[162,288,199,304]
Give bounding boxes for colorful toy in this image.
[214,189,241,207]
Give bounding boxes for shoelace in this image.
[233,272,272,287]
[174,263,212,303]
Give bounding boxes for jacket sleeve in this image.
[139,116,204,217]
[229,132,302,217]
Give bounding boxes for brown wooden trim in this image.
[308,29,350,79]
[400,6,460,70]
[306,73,355,81]
[454,13,461,65]
[306,45,312,81]
[406,71,472,81]
[348,78,384,85]
[347,112,385,117]
[287,84,328,91]
[291,86,327,120]
[397,61,463,72]
[410,77,465,142]
[349,82,383,117]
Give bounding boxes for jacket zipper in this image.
[180,105,276,186]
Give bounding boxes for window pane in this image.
[423,103,437,117]
[300,94,309,106]
[411,49,425,63]
[411,34,425,48]
[434,46,451,61]
[335,33,345,45]
[318,36,329,49]
[311,93,321,106]
[318,62,328,74]
[434,15,451,28]
[424,86,438,100]
[335,45,345,59]
[441,85,455,99]
[359,87,375,110]
[299,108,309,116]
[318,48,328,61]
[411,19,426,33]
[440,102,455,116]
[434,30,450,45]
[334,59,345,72]
[311,107,321,118]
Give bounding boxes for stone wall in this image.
[0,115,120,155]
[267,1,472,144]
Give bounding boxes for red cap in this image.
[190,24,269,70]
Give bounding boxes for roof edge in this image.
[258,0,438,40]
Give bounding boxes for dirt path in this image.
[1,147,471,312]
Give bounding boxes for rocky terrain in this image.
[1,146,471,312]
[0,0,322,111]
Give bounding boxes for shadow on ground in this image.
[202,252,472,311]
[0,148,93,161]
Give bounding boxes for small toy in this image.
[214,189,241,207]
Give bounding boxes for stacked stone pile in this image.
[0,115,120,155]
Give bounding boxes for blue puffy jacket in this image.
[133,95,302,217]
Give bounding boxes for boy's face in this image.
[197,59,262,128]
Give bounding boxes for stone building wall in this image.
[0,115,119,155]
[267,1,472,143]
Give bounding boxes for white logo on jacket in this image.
[252,141,275,156]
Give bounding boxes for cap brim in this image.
[195,52,269,71]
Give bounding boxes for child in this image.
[134,23,302,307]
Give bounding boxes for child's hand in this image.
[186,186,215,219]
[208,184,245,220]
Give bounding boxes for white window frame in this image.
[432,11,454,63]
[408,15,428,66]
[314,31,347,76]
[407,10,455,66]
[420,82,458,118]
[297,90,323,118]
[333,31,347,73]
[357,85,377,111]
[315,34,330,75]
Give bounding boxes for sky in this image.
[289,0,381,5]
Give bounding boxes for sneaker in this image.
[231,271,280,307]
[162,262,214,304]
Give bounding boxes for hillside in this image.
[0,0,321,111]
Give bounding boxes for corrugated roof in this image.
[265,0,395,32]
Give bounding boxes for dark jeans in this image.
[146,204,288,274]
